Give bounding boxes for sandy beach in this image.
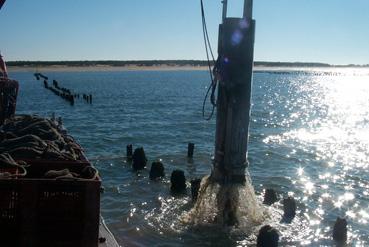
[8,64,367,74]
[7,64,209,73]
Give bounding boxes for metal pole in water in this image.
[222,0,228,23]
[243,0,253,19]
[210,0,255,185]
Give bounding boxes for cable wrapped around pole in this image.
[200,0,219,120]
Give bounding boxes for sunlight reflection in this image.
[321,184,329,189]
[346,210,356,218]
[343,192,355,201]
[359,210,369,219]
[304,182,315,193]
[261,69,369,244]
[297,167,304,176]
[334,201,343,208]
[321,193,330,198]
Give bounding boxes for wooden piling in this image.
[210,0,255,184]
[187,143,195,158]
[170,170,186,194]
[43,80,48,89]
[333,217,347,242]
[282,196,297,222]
[126,144,133,160]
[263,188,278,205]
[149,161,165,180]
[132,147,147,170]
[257,225,279,247]
[191,178,201,201]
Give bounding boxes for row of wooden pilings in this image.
[260,189,348,246]
[34,73,93,105]
[125,143,196,196]
[122,143,348,246]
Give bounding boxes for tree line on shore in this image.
[6,60,369,68]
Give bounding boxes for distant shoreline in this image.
[7,64,209,72]
[7,60,368,73]
[8,64,369,73]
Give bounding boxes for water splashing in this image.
[184,171,267,231]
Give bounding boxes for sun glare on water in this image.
[262,68,369,245]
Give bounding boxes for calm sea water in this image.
[11,68,369,246]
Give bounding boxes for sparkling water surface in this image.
[11,68,369,246]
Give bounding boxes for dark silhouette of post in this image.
[222,0,228,22]
[187,143,195,158]
[126,144,133,160]
[210,0,255,184]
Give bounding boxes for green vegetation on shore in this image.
[6,60,369,68]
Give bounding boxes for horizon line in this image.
[6,60,369,67]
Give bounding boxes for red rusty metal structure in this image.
[0,53,19,124]
[0,78,19,125]
[0,0,6,10]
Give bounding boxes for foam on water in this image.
[184,171,266,232]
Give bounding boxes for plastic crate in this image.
[0,78,19,125]
[0,167,21,177]
[19,159,91,177]
[0,162,101,247]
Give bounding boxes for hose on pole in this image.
[200,0,218,120]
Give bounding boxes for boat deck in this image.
[99,216,120,247]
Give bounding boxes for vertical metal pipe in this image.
[222,0,228,23]
[243,0,253,19]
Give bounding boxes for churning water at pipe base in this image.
[183,171,267,231]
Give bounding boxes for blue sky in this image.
[1,0,368,65]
